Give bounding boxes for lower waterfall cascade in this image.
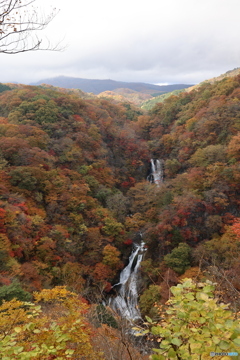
[108,159,162,323]
[109,241,146,322]
[148,159,164,186]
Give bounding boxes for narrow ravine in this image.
[109,241,146,322]
[108,159,164,322]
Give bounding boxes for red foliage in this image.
[93,262,113,282]
[12,246,23,258]
[0,208,6,233]
[231,218,240,240]
[123,239,133,246]
[0,276,11,286]
[121,177,136,189]
[15,202,28,213]
[48,149,56,156]
[222,213,235,225]
[180,228,192,240]
[73,114,84,122]
[21,262,42,290]
[104,282,112,292]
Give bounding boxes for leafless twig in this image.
[0,0,62,54]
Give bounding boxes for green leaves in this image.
[148,278,240,359]
[168,347,177,358]
[196,291,208,301]
[65,349,75,356]
[151,326,163,336]
[233,338,240,347]
[145,315,154,323]
[164,243,191,274]
[185,292,194,300]
[218,340,230,350]
[14,327,22,333]
[171,337,182,346]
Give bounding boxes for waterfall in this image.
[148,159,163,186]
[109,241,146,322]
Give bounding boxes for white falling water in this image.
[109,242,146,322]
[148,159,163,186]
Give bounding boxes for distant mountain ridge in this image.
[31,76,193,95]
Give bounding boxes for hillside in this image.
[1,73,240,358]
[141,88,185,110]
[186,67,240,92]
[0,84,151,295]
[31,75,192,95]
[141,67,240,110]
[0,75,240,360]
[97,88,153,105]
[134,74,240,304]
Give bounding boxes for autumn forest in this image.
[1,74,240,359]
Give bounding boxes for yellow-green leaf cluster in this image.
[148,279,240,360]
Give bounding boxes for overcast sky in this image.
[0,0,240,85]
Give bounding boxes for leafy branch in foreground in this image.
[0,286,102,359]
[138,278,240,360]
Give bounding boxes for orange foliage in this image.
[93,262,113,282]
[231,218,240,240]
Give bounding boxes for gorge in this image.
[109,240,146,322]
[108,158,163,323]
[1,73,240,358]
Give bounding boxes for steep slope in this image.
[1,72,240,311]
[141,88,185,110]
[186,67,240,92]
[133,74,240,307]
[0,85,149,298]
[141,68,240,110]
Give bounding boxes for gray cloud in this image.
[0,0,240,85]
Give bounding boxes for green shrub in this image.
[139,285,161,319]
[164,243,191,274]
[96,304,118,328]
[0,281,31,304]
[147,279,240,360]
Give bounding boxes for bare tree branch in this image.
[0,0,61,54]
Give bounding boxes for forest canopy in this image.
[0,75,240,358]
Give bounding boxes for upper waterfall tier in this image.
[148,159,164,186]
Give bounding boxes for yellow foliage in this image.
[185,116,197,131]
[61,262,86,293]
[33,285,73,303]
[102,244,121,269]
[125,212,147,231]
[0,286,103,360]
[0,233,11,254]
[0,299,32,338]
[179,266,203,281]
